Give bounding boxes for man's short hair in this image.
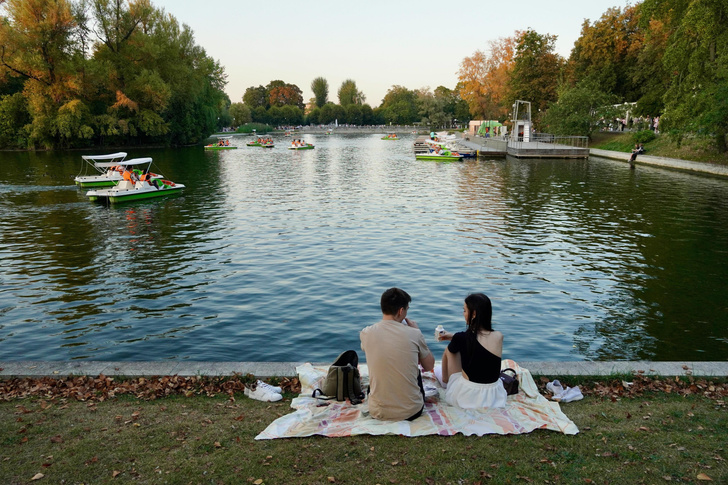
[380,287,411,316]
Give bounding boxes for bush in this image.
[633,130,657,144]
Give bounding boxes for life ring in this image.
[161,179,176,187]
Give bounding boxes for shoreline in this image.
[1,360,726,378]
[589,147,728,177]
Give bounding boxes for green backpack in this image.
[313,350,364,405]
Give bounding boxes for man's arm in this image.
[420,351,435,372]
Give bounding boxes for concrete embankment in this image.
[590,148,728,177]
[1,361,726,378]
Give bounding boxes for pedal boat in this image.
[86,158,184,204]
[381,133,399,140]
[288,143,314,150]
[73,152,157,188]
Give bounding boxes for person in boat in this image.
[433,293,506,409]
[122,167,139,184]
[360,288,434,421]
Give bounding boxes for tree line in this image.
[229,77,470,129]
[0,0,228,149]
[457,0,727,151]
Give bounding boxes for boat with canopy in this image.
[74,152,164,188]
[85,158,184,204]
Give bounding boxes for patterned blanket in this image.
[255,359,578,439]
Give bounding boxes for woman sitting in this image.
[436,293,506,409]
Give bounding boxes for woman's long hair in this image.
[464,293,493,334]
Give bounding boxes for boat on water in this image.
[415,153,463,161]
[382,133,399,140]
[416,140,463,161]
[288,140,314,150]
[74,152,164,188]
[205,137,236,150]
[86,158,184,204]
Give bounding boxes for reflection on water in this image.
[1,137,727,362]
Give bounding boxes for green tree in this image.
[0,92,30,147]
[338,79,365,106]
[541,78,618,137]
[243,85,267,109]
[345,103,362,125]
[507,29,563,114]
[229,102,251,127]
[380,85,418,124]
[307,107,320,125]
[647,0,728,151]
[311,76,328,108]
[360,103,374,125]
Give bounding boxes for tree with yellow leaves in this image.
[457,36,516,121]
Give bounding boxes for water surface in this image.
[1,134,727,362]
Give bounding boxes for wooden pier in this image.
[414,135,589,159]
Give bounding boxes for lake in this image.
[1,133,727,363]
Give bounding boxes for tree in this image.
[417,88,449,128]
[338,79,365,106]
[380,85,418,124]
[267,81,303,109]
[229,102,251,127]
[507,29,563,115]
[541,78,618,137]
[345,103,362,125]
[243,85,267,109]
[566,6,643,101]
[457,36,516,120]
[311,76,328,108]
[651,0,728,151]
[0,0,228,148]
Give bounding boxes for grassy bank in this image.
[1,375,726,484]
[590,132,728,166]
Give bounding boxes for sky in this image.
[151,0,631,107]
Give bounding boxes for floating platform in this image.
[416,135,589,159]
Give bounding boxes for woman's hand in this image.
[437,331,454,342]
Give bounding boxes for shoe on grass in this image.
[546,380,565,396]
[256,380,282,394]
[245,384,282,402]
[559,386,584,403]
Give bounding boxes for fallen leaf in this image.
[253,479,263,485]
[112,470,121,478]
[31,473,44,480]
[328,477,336,483]
[697,473,712,481]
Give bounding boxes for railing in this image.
[508,134,589,150]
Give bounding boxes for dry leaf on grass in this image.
[31,473,44,480]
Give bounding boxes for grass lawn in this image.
[1,375,726,485]
[590,132,728,166]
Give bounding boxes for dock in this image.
[414,134,589,159]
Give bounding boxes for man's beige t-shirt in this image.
[360,319,432,421]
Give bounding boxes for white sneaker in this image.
[559,386,584,403]
[256,380,282,394]
[546,380,565,396]
[245,385,282,402]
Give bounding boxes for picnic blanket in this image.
[255,359,578,439]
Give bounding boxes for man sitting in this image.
[360,288,434,421]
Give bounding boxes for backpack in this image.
[313,350,364,405]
